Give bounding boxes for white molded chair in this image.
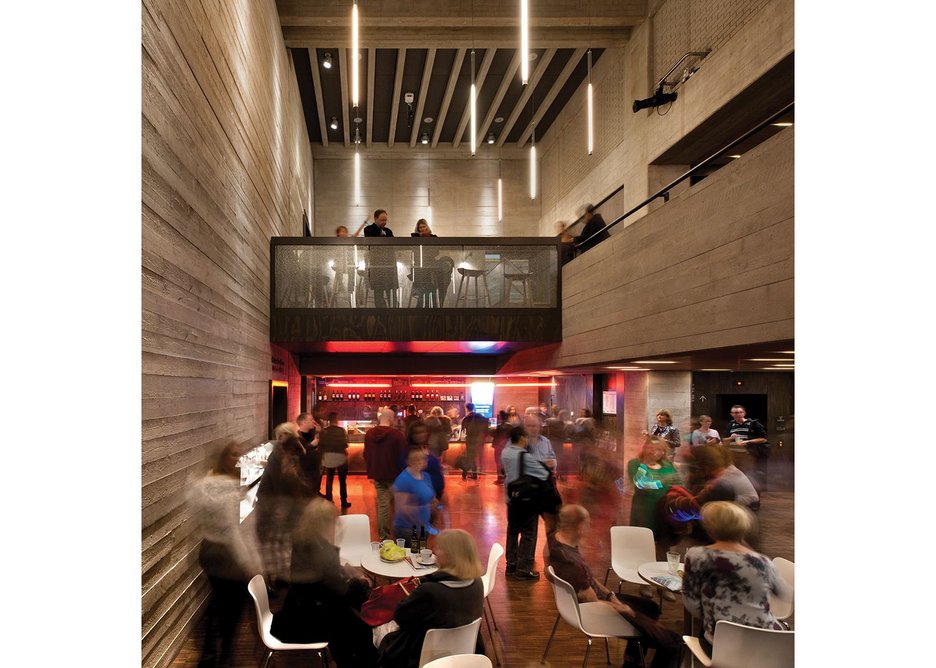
[423,654,493,668]
[604,526,656,592]
[335,513,372,567]
[682,620,793,668]
[542,566,644,668]
[246,574,330,668]
[770,557,794,628]
[418,618,483,668]
[479,543,505,665]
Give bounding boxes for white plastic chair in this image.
[479,543,505,665]
[682,620,793,668]
[418,618,483,668]
[335,513,372,567]
[604,526,656,591]
[542,566,644,668]
[769,556,794,628]
[423,654,493,668]
[246,574,329,668]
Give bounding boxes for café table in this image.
[637,561,695,635]
[361,551,439,583]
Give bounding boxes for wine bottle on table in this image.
[419,526,427,553]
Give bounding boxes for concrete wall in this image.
[141,0,312,665]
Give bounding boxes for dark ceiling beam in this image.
[431,48,467,148]
[409,48,437,147]
[475,50,521,147]
[517,47,587,148]
[282,26,630,49]
[452,49,496,150]
[388,49,406,148]
[306,48,329,147]
[496,48,557,148]
[366,47,376,147]
[337,48,351,147]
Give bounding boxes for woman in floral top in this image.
[682,501,791,651]
[642,408,681,461]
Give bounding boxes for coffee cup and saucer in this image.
[418,548,435,565]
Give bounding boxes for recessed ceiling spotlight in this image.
[494,117,504,124]
[487,132,495,144]
[746,358,794,362]
[423,117,434,124]
[353,116,363,124]
[529,53,538,61]
[329,116,338,130]
[631,360,677,364]
[322,52,333,69]
[421,132,429,145]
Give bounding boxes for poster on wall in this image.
[602,390,617,415]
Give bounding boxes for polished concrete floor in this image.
[172,459,793,667]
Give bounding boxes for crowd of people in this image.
[188,401,788,668]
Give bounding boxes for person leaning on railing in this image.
[574,204,610,254]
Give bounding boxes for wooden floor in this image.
[172,465,794,668]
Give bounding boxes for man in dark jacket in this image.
[460,402,490,481]
[363,406,408,540]
[363,208,399,307]
[575,204,611,254]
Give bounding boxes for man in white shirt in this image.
[501,425,551,581]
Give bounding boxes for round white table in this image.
[636,560,684,591]
[360,551,439,580]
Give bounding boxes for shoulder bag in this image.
[359,576,420,626]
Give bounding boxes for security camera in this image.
[404,92,415,104]
[632,89,678,113]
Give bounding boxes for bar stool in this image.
[328,264,356,307]
[455,268,490,307]
[407,267,440,307]
[503,272,533,307]
[355,268,374,307]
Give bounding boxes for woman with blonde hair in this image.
[377,529,485,667]
[682,501,790,653]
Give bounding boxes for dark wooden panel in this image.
[272,308,562,344]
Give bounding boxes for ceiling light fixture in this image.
[329,116,338,130]
[631,360,677,364]
[772,122,793,127]
[487,132,495,145]
[351,1,360,108]
[497,160,503,223]
[520,0,529,85]
[530,131,536,199]
[470,49,477,156]
[353,151,361,205]
[421,132,429,145]
[587,49,594,155]
[322,52,333,69]
[746,358,794,362]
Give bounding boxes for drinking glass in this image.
[666,551,680,575]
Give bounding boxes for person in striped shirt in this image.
[725,405,769,491]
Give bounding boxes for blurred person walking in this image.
[319,412,352,509]
[490,410,513,484]
[189,442,263,668]
[460,402,490,481]
[363,407,408,540]
[574,204,610,254]
[725,404,770,491]
[425,406,452,459]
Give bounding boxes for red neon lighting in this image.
[325,382,392,388]
[494,382,557,387]
[411,383,467,388]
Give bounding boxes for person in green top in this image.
[626,438,682,599]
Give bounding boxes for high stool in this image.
[455,268,490,307]
[503,272,533,307]
[355,268,374,307]
[328,265,356,307]
[407,267,440,307]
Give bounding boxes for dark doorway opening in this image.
[713,393,768,433]
[269,382,288,438]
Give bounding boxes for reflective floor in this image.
[171,466,793,667]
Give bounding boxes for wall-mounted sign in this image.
[602,390,617,415]
[271,355,286,375]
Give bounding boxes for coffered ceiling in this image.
[277,0,647,150]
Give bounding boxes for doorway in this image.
[269,382,288,438]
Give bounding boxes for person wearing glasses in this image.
[362,209,398,307]
[725,404,770,491]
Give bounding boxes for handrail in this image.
[575,102,794,251]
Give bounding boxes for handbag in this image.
[359,576,420,626]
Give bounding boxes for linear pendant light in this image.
[497,160,503,222]
[351,1,359,108]
[470,49,477,156]
[520,0,529,85]
[587,49,594,155]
